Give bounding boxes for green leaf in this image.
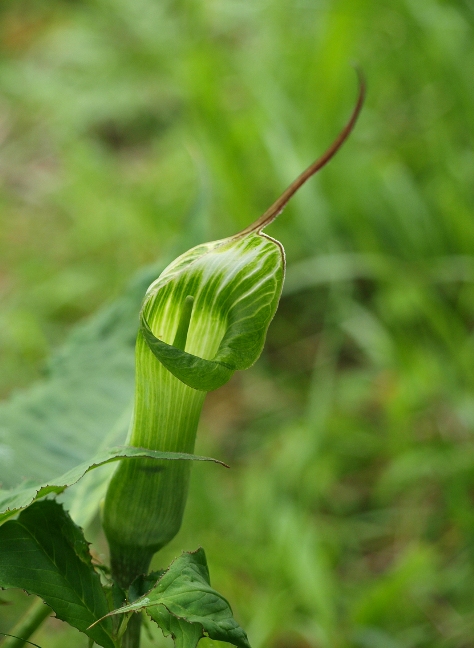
[152,607,203,648]
[0,263,164,489]
[99,548,251,648]
[0,446,226,525]
[0,500,115,648]
[141,233,284,391]
[128,571,165,603]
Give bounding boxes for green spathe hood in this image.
[140,231,285,391]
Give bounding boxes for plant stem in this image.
[2,598,51,648]
[120,614,142,648]
[109,551,152,648]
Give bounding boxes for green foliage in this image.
[104,549,250,648]
[150,611,203,648]
[1,0,474,647]
[0,446,226,524]
[0,500,115,648]
[0,266,161,490]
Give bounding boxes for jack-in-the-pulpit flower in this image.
[103,79,365,589]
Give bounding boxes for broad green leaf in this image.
[141,233,284,391]
[0,500,115,648]
[151,607,203,648]
[98,548,251,648]
[0,446,226,525]
[0,263,163,491]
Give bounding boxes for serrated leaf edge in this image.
[0,449,228,523]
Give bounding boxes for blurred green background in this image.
[1,0,474,646]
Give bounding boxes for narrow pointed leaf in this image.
[0,500,115,648]
[0,446,226,525]
[100,548,250,648]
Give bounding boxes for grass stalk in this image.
[2,598,51,648]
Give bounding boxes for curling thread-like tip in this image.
[237,71,366,237]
